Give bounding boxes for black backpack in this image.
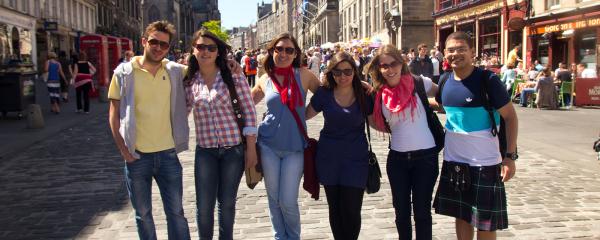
[413,75,445,153]
[436,70,508,158]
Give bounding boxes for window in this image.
[479,18,500,59]
[537,39,549,65]
[546,0,560,9]
[578,30,597,70]
[439,0,452,10]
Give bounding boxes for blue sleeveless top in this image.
[258,68,307,152]
[48,61,60,81]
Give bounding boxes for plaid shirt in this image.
[185,71,257,148]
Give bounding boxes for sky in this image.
[219,0,269,30]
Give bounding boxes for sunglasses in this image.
[147,38,170,50]
[378,61,401,70]
[274,46,296,55]
[331,68,354,77]
[195,44,218,52]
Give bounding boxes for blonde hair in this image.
[47,52,57,59]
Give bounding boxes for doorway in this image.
[552,37,569,69]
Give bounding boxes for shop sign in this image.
[531,17,600,35]
[435,0,503,26]
[44,21,58,31]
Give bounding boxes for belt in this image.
[390,147,437,160]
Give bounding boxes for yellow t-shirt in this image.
[108,56,175,153]
[506,49,520,66]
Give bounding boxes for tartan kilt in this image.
[433,161,508,231]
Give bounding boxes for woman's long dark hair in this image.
[324,52,368,116]
[184,28,233,87]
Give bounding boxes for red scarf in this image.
[270,66,303,110]
[373,74,417,129]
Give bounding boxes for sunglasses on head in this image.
[331,68,354,77]
[147,38,170,50]
[274,46,296,54]
[378,61,401,70]
[195,44,218,52]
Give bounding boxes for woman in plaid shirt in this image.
[184,29,258,239]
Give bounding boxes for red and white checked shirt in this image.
[185,71,257,148]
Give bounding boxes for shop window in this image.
[577,30,597,70]
[537,39,549,66]
[479,18,500,60]
[457,23,475,48]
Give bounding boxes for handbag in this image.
[222,76,263,189]
[288,104,320,200]
[594,138,600,153]
[364,115,381,194]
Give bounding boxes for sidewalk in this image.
[0,82,108,161]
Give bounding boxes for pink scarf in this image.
[269,66,304,110]
[373,74,417,130]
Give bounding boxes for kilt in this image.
[433,161,508,231]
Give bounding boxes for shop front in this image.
[528,12,600,72]
[527,9,600,106]
[433,0,504,63]
[0,7,38,117]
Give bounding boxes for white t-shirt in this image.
[382,77,436,152]
[581,68,597,78]
[309,56,320,76]
[431,57,440,76]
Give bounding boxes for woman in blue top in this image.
[306,52,373,240]
[44,52,67,114]
[251,33,320,240]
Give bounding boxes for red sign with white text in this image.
[575,78,600,106]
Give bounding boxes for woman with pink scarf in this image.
[367,44,440,240]
[71,51,96,114]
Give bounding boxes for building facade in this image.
[142,0,196,53]
[308,0,339,46]
[96,0,143,52]
[0,1,38,69]
[256,1,276,49]
[433,0,508,64]
[193,0,221,27]
[526,0,599,72]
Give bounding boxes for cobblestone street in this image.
[1,102,600,239]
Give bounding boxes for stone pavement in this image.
[1,99,600,239]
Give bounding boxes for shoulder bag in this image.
[364,115,381,194]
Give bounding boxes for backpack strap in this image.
[222,75,246,142]
[435,72,451,105]
[479,69,498,136]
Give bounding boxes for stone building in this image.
[96,0,143,52]
[142,0,197,52]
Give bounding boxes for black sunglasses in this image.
[331,68,354,77]
[195,44,218,52]
[147,38,170,50]
[274,46,296,55]
[378,61,401,70]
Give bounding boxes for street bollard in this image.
[26,104,44,129]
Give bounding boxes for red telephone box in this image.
[106,35,122,73]
[119,37,133,52]
[79,34,109,99]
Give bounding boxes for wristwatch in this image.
[505,152,518,161]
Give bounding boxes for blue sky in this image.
[219,0,270,30]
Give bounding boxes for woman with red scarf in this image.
[251,33,320,240]
[367,44,440,240]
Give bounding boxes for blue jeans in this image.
[386,148,439,240]
[259,142,304,240]
[520,88,536,107]
[194,144,245,240]
[125,149,190,240]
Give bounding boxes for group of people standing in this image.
[108,19,519,240]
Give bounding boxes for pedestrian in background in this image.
[433,31,518,240]
[306,52,373,240]
[251,33,320,240]
[72,51,96,114]
[367,44,440,240]
[58,51,72,103]
[257,48,267,78]
[408,43,434,79]
[430,49,442,84]
[108,20,191,240]
[184,29,258,240]
[43,52,66,114]
[244,50,258,87]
